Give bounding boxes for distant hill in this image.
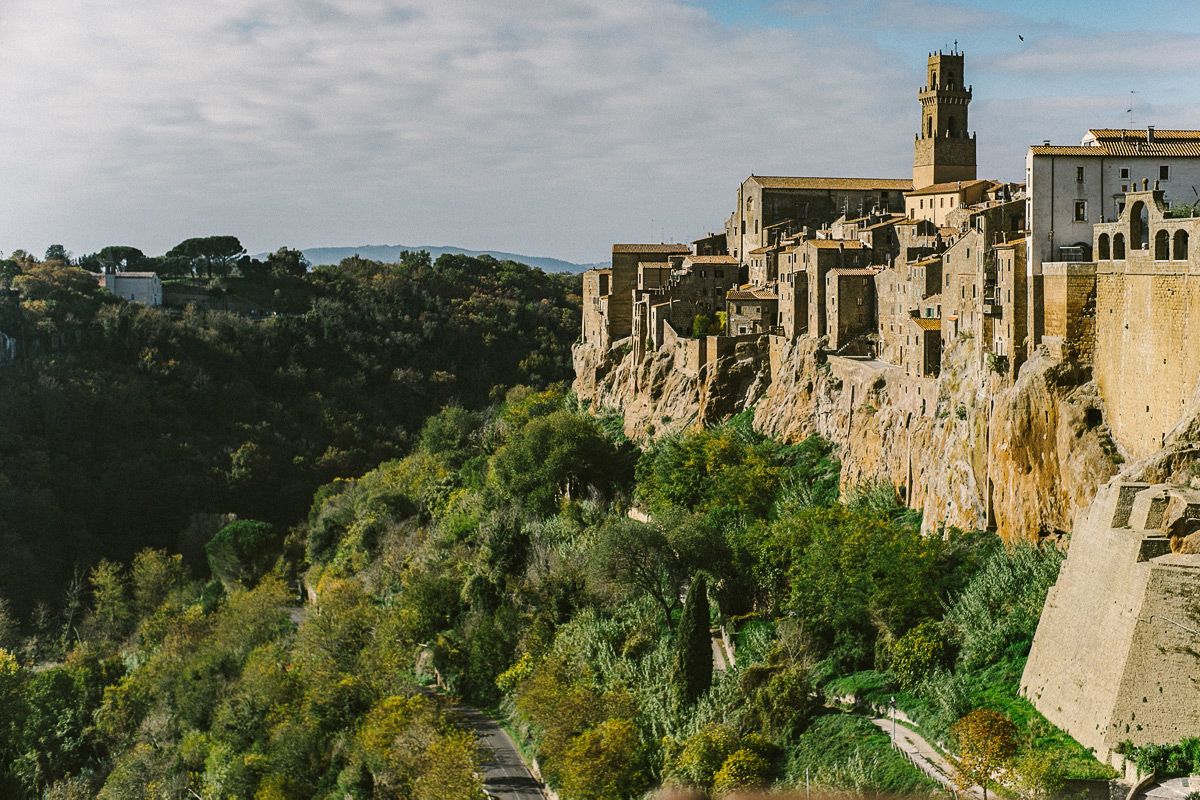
[262,244,606,273]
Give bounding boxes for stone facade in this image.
[912,50,977,190]
[1023,481,1200,767]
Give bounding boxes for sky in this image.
[3,0,1200,265]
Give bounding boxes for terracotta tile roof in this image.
[747,175,913,191]
[612,243,690,254]
[863,216,905,231]
[684,255,739,264]
[993,238,1027,250]
[1088,128,1200,141]
[905,179,991,197]
[747,245,776,255]
[727,289,779,301]
[912,255,941,266]
[1031,140,1200,157]
[911,317,942,331]
[637,260,669,267]
[804,239,866,249]
[829,267,881,277]
[1029,145,1105,156]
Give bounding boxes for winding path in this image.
[869,715,986,800]
[453,704,547,800]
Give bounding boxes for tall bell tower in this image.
[913,49,977,190]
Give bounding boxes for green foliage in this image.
[713,747,773,794]
[1119,738,1200,777]
[636,424,839,518]
[691,312,723,338]
[205,520,279,588]
[945,541,1064,668]
[783,714,937,795]
[558,718,651,800]
[890,620,952,689]
[0,250,580,616]
[675,575,713,708]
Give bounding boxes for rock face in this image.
[575,332,1131,541]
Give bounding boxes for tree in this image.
[591,518,684,631]
[44,245,70,264]
[84,560,131,647]
[130,548,187,618]
[79,246,146,274]
[675,574,712,708]
[205,521,279,588]
[165,236,246,278]
[890,620,952,689]
[952,709,1018,800]
[265,247,310,277]
[558,718,650,800]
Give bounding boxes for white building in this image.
[1026,127,1200,269]
[98,270,163,307]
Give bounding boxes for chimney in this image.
[1043,139,1051,146]
[1147,125,1155,142]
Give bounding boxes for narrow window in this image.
[1120,168,1130,179]
[1074,200,1087,222]
[1160,165,1170,181]
[1076,166,1084,182]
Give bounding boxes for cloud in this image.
[0,0,916,261]
[0,0,1193,262]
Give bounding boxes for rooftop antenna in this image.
[1127,91,1136,127]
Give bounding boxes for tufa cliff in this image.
[575,332,1130,541]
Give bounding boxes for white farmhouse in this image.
[98,269,163,307]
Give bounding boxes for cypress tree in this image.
[675,574,713,707]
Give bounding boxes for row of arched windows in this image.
[1098,229,1189,261]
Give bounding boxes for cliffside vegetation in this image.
[0,380,1108,798]
[0,247,580,616]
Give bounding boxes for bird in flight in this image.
[1018,34,1024,41]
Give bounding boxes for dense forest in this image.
[0,245,1113,799]
[0,244,580,614]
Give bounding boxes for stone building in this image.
[585,243,691,348]
[990,238,1028,373]
[581,268,611,346]
[905,179,991,225]
[727,288,779,336]
[912,49,977,190]
[730,175,910,261]
[825,268,878,352]
[798,239,870,339]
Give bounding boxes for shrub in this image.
[952,709,1018,798]
[558,718,651,800]
[945,542,1064,668]
[713,748,773,795]
[205,520,279,588]
[890,620,952,689]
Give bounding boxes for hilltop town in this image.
[576,49,1200,775]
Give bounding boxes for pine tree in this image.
[675,574,713,707]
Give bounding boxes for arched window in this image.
[1130,201,1148,249]
[931,70,937,86]
[1113,233,1126,259]
[1155,229,1170,260]
[947,117,957,137]
[927,117,933,137]
[1175,229,1189,260]
[1098,233,1110,260]
[947,71,956,87]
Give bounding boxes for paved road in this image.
[454,704,547,800]
[869,716,985,800]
